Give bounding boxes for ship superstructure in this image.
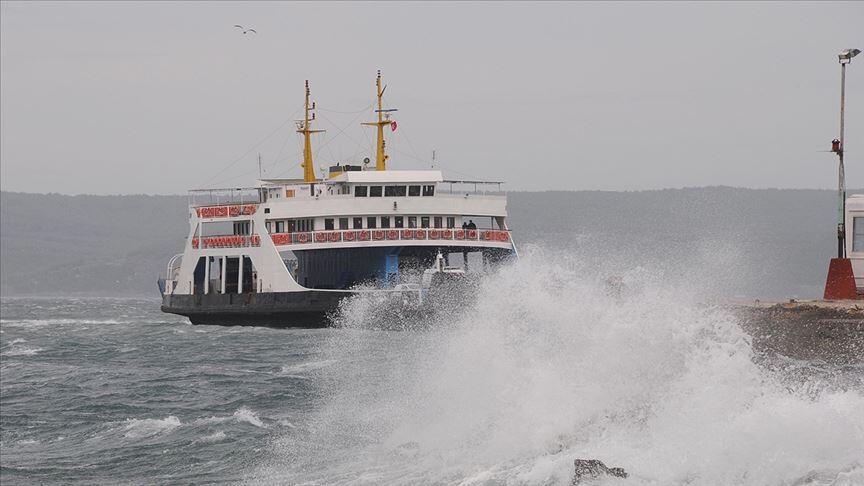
[160,73,516,325]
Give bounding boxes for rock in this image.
[572,459,628,484]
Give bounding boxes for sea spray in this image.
[254,248,864,485]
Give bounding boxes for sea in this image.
[2,252,863,485]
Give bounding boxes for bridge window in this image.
[325,218,334,230]
[408,216,417,228]
[367,217,377,229]
[275,221,285,233]
[855,217,864,252]
[355,186,368,197]
[423,185,435,196]
[447,217,455,229]
[434,216,443,229]
[385,185,406,197]
[339,218,349,230]
[381,217,390,228]
[353,217,363,229]
[369,186,382,197]
[421,217,430,228]
[408,185,421,197]
[395,216,404,228]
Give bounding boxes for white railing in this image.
[439,180,505,196]
[189,188,262,206]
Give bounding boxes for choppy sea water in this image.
[2,253,863,485]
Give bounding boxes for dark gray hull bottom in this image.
[161,291,350,327]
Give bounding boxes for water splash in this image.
[254,248,864,485]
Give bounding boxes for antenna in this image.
[431,149,436,169]
[362,70,398,171]
[298,79,324,182]
[258,152,262,179]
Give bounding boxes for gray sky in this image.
[1,1,862,195]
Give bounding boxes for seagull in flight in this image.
[234,25,257,35]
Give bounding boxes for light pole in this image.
[834,48,861,257]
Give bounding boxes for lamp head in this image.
[839,48,861,64]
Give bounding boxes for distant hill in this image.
[1,192,188,296]
[0,188,850,298]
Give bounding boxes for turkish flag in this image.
[390,121,398,132]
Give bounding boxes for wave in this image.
[0,318,135,327]
[198,431,228,444]
[123,415,182,439]
[278,359,338,377]
[3,346,44,356]
[195,407,267,429]
[253,248,864,485]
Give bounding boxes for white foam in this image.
[195,407,267,428]
[198,431,227,443]
[254,249,864,485]
[233,407,266,428]
[123,415,182,439]
[3,346,43,356]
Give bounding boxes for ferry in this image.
[159,72,517,326]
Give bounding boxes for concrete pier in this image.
[730,300,864,365]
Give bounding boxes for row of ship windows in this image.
[355,185,435,197]
[265,184,435,200]
[265,216,459,233]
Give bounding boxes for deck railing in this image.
[191,234,262,249]
[270,228,510,246]
[189,229,510,250]
[189,188,262,207]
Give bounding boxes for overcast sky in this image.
[1,1,862,195]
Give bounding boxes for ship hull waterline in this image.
[161,290,350,327]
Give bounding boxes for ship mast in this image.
[363,70,397,171]
[298,80,323,182]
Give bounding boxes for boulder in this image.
[572,459,628,484]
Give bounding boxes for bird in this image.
[234,25,257,35]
